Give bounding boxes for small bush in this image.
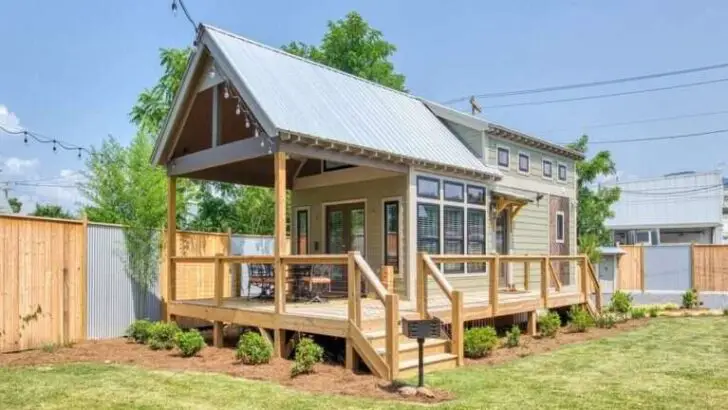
[682,289,700,309]
[175,329,205,357]
[568,306,593,332]
[126,319,153,344]
[648,306,660,318]
[463,326,498,358]
[148,322,180,350]
[631,307,647,319]
[595,312,617,329]
[504,325,521,348]
[539,312,561,338]
[609,290,633,314]
[291,337,324,377]
[663,303,679,311]
[236,331,273,365]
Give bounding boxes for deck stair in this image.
[364,327,458,378]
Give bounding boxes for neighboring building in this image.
[605,171,724,245]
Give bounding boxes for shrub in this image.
[631,307,647,319]
[463,326,498,358]
[175,329,205,357]
[609,290,633,314]
[648,306,660,318]
[236,331,273,365]
[539,312,561,338]
[126,319,153,344]
[148,322,180,350]
[595,312,617,329]
[291,337,324,377]
[723,308,728,316]
[504,325,521,348]
[682,289,699,309]
[663,303,679,311]
[568,306,593,332]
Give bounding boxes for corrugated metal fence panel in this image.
[643,245,691,291]
[87,224,160,339]
[231,235,275,297]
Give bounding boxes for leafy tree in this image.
[282,11,406,91]
[30,203,75,219]
[568,135,621,262]
[8,197,22,213]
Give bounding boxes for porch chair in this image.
[248,264,275,299]
[303,264,332,303]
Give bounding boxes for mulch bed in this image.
[0,318,653,404]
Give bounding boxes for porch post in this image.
[163,176,177,321]
[273,152,287,314]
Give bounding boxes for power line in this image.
[441,61,728,104]
[619,184,724,196]
[578,129,728,145]
[538,109,728,133]
[481,77,728,109]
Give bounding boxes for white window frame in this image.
[557,162,568,183]
[555,211,565,243]
[414,172,489,276]
[517,151,530,175]
[542,158,554,180]
[496,145,510,170]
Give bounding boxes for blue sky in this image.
[1,1,727,211]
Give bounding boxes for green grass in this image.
[1,318,727,409]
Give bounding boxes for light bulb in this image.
[245,117,250,128]
[77,148,82,159]
[235,105,241,115]
[254,128,259,137]
[223,86,230,99]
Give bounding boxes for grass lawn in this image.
[1,317,727,409]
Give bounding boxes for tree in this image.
[568,135,621,262]
[8,197,22,213]
[282,11,406,91]
[30,203,75,219]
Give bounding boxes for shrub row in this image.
[126,319,204,357]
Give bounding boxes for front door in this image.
[326,202,366,293]
[495,209,510,287]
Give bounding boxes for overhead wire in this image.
[557,129,728,145]
[537,109,728,133]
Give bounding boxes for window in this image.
[518,152,530,174]
[417,176,440,199]
[558,163,567,182]
[383,201,399,272]
[556,212,565,243]
[443,206,465,273]
[417,203,440,253]
[497,147,510,168]
[635,230,651,245]
[323,160,353,172]
[467,185,486,205]
[467,209,487,273]
[542,159,553,179]
[444,181,464,202]
[295,209,309,254]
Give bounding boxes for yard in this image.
[1,317,727,409]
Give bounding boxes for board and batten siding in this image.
[291,175,408,293]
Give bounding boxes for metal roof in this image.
[201,25,501,179]
[605,171,724,229]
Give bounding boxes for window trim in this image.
[496,145,510,169]
[294,206,311,254]
[557,162,568,183]
[417,176,441,199]
[443,181,465,202]
[555,211,565,243]
[517,151,530,175]
[542,158,553,180]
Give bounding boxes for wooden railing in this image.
[585,258,602,312]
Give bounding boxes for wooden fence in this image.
[615,244,728,292]
[0,214,263,353]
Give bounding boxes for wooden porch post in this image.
[490,255,499,316]
[163,176,177,322]
[273,152,287,357]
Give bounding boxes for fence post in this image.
[417,252,427,319]
[347,252,361,327]
[451,290,464,366]
[640,245,645,293]
[580,256,588,302]
[541,257,549,307]
[523,261,530,291]
[80,214,88,340]
[213,253,224,348]
[690,242,696,290]
[385,293,399,380]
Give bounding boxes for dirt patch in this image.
[0,319,652,403]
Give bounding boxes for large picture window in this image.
[417,203,440,254]
[443,206,465,273]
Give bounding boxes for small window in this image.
[417,176,440,199]
[556,212,565,243]
[558,163,567,182]
[466,185,486,205]
[296,209,309,254]
[444,181,464,202]
[636,230,650,244]
[417,203,440,253]
[542,159,553,178]
[497,147,509,168]
[518,153,530,173]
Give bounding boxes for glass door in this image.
[326,202,366,293]
[495,209,509,287]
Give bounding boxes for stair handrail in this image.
[587,259,602,312]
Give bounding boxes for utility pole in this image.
[469,96,482,116]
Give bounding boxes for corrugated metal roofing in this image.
[203,25,501,178]
[605,171,723,229]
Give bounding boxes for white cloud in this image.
[2,157,39,175]
[0,104,21,134]
[1,163,85,214]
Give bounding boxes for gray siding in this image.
[444,120,483,158]
[509,198,550,288]
[643,245,691,291]
[87,224,161,340]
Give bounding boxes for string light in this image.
[23,131,28,144]
[223,85,230,99]
[77,148,82,159]
[52,140,57,153]
[235,104,241,115]
[254,128,259,137]
[245,116,250,129]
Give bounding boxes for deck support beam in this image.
[527,311,538,336]
[164,176,177,322]
[213,321,223,347]
[273,329,286,358]
[345,340,356,371]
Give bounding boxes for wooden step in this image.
[374,339,450,362]
[364,330,412,349]
[398,353,458,378]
